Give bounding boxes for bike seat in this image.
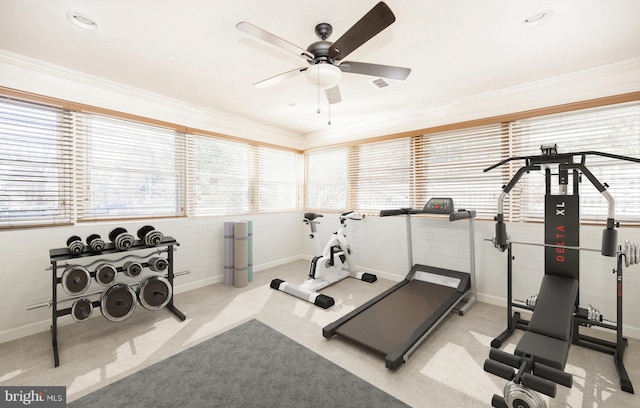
[304,212,324,221]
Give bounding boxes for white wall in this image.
[3,210,639,344]
[0,212,305,343]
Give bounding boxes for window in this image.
[191,138,301,215]
[2,90,638,227]
[416,124,507,219]
[305,148,348,211]
[511,101,640,223]
[74,114,186,220]
[304,101,640,222]
[305,139,413,213]
[192,136,251,215]
[351,139,412,211]
[256,146,301,211]
[0,97,73,226]
[305,130,505,217]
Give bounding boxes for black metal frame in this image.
[486,148,636,395]
[48,237,186,367]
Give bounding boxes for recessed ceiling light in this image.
[67,12,99,30]
[523,10,553,27]
[286,100,296,106]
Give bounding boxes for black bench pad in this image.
[515,331,571,370]
[527,275,579,342]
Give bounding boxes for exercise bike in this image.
[270,211,377,309]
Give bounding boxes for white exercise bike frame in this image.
[270,211,377,308]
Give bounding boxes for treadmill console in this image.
[423,198,454,214]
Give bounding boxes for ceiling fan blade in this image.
[236,21,313,61]
[339,61,410,80]
[329,2,396,61]
[325,85,342,104]
[253,67,307,88]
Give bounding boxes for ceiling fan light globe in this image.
[306,64,342,89]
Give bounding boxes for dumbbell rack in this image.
[47,237,185,367]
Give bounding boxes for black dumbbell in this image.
[137,225,164,247]
[66,235,85,255]
[109,227,135,250]
[86,234,105,253]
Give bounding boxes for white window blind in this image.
[0,97,73,227]
[416,124,508,219]
[74,114,186,220]
[510,101,640,223]
[192,135,251,215]
[305,148,348,211]
[351,138,412,211]
[256,146,301,211]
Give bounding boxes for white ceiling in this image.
[0,0,639,136]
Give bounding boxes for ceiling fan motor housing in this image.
[307,23,335,64]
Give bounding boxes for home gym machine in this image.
[270,211,377,309]
[483,144,638,408]
[323,198,476,370]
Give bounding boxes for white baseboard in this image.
[254,255,305,272]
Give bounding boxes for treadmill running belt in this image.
[335,279,457,356]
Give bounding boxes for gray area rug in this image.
[67,319,409,407]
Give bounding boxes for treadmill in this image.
[323,198,477,370]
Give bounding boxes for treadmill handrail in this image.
[380,208,476,221]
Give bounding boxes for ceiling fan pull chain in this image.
[317,65,321,114]
[328,88,332,125]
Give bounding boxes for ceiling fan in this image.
[236,2,411,105]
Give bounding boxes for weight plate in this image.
[95,263,118,286]
[109,227,128,243]
[116,233,134,250]
[137,276,172,310]
[71,298,94,322]
[144,230,164,247]
[504,381,546,408]
[100,284,137,322]
[62,265,91,295]
[148,257,168,272]
[123,261,143,277]
[137,225,155,240]
[66,235,85,255]
[87,234,105,253]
